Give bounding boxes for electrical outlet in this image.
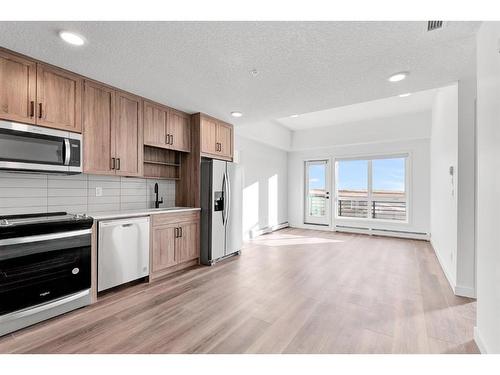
[95,187,103,197]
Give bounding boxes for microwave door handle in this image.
[64,139,71,166]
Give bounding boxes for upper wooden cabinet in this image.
[168,109,191,152]
[114,91,143,176]
[199,114,233,161]
[82,81,115,175]
[0,49,83,133]
[0,50,36,124]
[36,64,82,132]
[143,100,168,148]
[83,81,143,177]
[143,100,191,153]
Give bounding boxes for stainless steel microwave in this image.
[0,121,82,174]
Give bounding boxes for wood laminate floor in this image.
[0,228,478,354]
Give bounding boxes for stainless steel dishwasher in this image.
[98,216,150,292]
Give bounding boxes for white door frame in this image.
[304,159,332,226]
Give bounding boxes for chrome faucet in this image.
[154,183,164,208]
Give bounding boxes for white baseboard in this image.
[250,222,289,238]
[430,239,457,294]
[429,241,477,298]
[335,225,429,241]
[455,284,476,298]
[474,326,489,354]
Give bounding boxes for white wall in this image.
[234,135,288,240]
[456,72,477,297]
[475,21,500,354]
[430,84,459,288]
[235,120,292,151]
[288,111,431,235]
[292,111,431,151]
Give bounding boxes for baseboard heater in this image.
[335,225,429,240]
[250,222,289,238]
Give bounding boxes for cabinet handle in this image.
[175,227,179,238]
[38,103,43,119]
[116,158,121,170]
[29,101,34,117]
[179,227,183,237]
[171,135,174,145]
[111,158,115,170]
[165,134,169,144]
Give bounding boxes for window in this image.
[336,156,407,221]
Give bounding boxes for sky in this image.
[308,158,405,192]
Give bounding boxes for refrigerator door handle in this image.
[222,172,227,226]
[225,171,231,225]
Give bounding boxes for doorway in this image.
[304,159,331,225]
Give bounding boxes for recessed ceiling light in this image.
[231,111,243,118]
[399,93,411,97]
[59,31,85,46]
[388,71,409,82]
[290,114,299,118]
[249,69,259,77]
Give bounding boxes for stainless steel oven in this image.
[0,120,82,174]
[0,212,93,336]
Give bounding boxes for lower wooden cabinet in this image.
[150,211,200,280]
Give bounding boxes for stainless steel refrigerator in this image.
[200,157,242,265]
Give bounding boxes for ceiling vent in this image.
[427,21,444,31]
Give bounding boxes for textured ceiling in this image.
[0,21,480,128]
[276,87,438,130]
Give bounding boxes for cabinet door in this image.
[152,225,177,272]
[217,122,233,159]
[114,91,143,176]
[200,116,218,155]
[176,221,200,263]
[36,64,82,132]
[143,100,167,148]
[167,109,191,152]
[0,50,36,124]
[83,81,115,175]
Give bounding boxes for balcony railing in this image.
[338,199,406,221]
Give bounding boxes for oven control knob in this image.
[0,219,9,226]
[72,268,80,275]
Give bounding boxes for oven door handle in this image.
[0,229,91,246]
[64,138,71,166]
[0,289,90,323]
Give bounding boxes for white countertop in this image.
[88,207,200,221]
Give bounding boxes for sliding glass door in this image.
[304,160,331,225]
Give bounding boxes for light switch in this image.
[95,187,103,197]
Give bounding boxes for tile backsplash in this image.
[0,172,176,216]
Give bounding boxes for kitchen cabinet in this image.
[143,100,168,148]
[83,81,143,177]
[150,211,200,280]
[143,100,191,153]
[216,122,233,159]
[152,224,177,272]
[168,109,191,152]
[199,114,233,161]
[0,50,36,124]
[114,91,143,176]
[0,49,82,132]
[36,64,82,133]
[176,221,200,263]
[83,80,115,175]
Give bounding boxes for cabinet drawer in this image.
[151,211,200,227]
